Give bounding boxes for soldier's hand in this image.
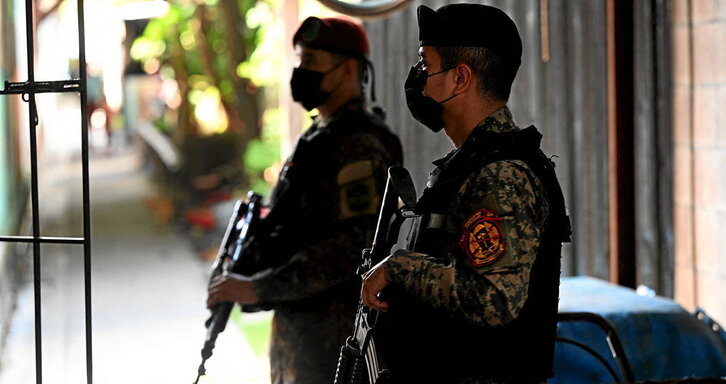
[361,260,390,312]
[207,273,259,308]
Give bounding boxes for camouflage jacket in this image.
[378,106,566,383]
[385,106,548,327]
[250,99,402,384]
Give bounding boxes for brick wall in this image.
[672,0,726,324]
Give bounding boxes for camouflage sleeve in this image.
[384,160,547,327]
[252,131,399,303]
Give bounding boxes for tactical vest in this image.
[378,126,570,383]
[250,106,402,310]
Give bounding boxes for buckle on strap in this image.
[427,213,447,230]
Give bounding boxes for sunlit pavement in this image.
[0,142,270,384]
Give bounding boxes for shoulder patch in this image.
[337,160,379,220]
[458,209,506,267]
[337,160,374,185]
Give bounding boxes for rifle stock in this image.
[194,191,262,384]
[334,166,417,384]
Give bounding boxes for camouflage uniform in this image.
[378,106,569,383]
[249,98,402,384]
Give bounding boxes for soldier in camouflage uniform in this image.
[207,17,402,384]
[361,4,570,384]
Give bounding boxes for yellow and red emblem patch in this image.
[459,209,506,267]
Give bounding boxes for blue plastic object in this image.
[553,277,726,383]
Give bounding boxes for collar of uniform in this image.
[315,96,366,129]
[476,105,518,134]
[429,108,518,189]
[431,106,517,166]
[432,148,456,168]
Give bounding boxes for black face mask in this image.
[290,63,344,111]
[404,66,457,133]
[290,67,330,111]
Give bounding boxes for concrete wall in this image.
[672,0,726,324]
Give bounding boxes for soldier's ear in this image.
[344,57,358,81]
[452,63,474,93]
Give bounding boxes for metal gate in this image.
[0,0,92,382]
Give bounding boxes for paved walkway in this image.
[0,145,271,384]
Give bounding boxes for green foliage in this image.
[230,307,272,358]
[237,0,278,87]
[248,178,272,196]
[244,108,282,196]
[129,36,165,62]
[132,0,269,101]
[132,0,282,195]
[244,139,278,173]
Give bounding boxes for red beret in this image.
[292,16,370,59]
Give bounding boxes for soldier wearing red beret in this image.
[207,16,402,384]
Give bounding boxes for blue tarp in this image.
[553,277,726,383]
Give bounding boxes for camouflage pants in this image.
[269,304,355,384]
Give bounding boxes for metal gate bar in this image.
[0,0,92,382]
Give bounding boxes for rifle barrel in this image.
[193,192,263,382]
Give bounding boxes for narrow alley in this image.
[0,144,270,384]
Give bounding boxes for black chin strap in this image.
[438,92,459,105]
[364,58,376,102]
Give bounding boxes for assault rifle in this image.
[334,166,417,384]
[194,191,262,384]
